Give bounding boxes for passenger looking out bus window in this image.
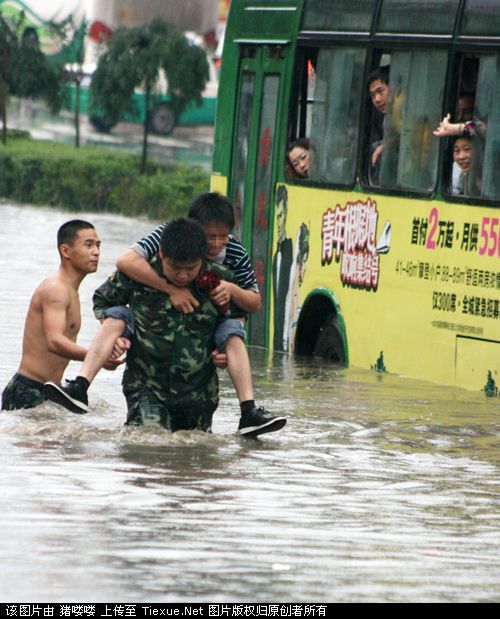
[432,51,500,200]
[451,136,482,196]
[368,49,446,193]
[367,65,390,184]
[434,91,485,197]
[286,138,311,179]
[307,46,366,185]
[457,93,475,123]
[433,102,486,140]
[433,58,485,141]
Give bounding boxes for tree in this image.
[46,17,87,148]
[0,15,16,144]
[89,19,209,173]
[0,10,65,145]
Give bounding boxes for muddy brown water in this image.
[0,203,498,602]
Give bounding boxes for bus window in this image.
[302,0,376,32]
[230,71,256,239]
[287,48,317,167]
[369,49,447,194]
[378,0,459,35]
[474,54,500,201]
[295,46,366,186]
[461,0,500,38]
[440,53,500,202]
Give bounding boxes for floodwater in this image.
[0,203,499,603]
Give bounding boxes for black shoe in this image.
[238,406,286,438]
[43,379,88,414]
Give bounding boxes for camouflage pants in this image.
[125,388,216,432]
[1,373,47,410]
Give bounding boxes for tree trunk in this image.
[141,80,151,174]
[74,76,81,148]
[1,46,8,145]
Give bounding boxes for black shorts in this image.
[1,373,47,410]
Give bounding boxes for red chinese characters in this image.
[322,198,380,290]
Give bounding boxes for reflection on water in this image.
[0,203,499,602]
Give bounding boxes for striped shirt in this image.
[132,223,259,291]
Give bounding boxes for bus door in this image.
[229,44,287,346]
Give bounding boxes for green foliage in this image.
[0,138,210,218]
[90,19,209,126]
[9,43,63,111]
[0,11,65,121]
[45,17,86,67]
[108,164,209,220]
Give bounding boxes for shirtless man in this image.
[1,219,121,411]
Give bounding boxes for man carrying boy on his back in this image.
[45,218,286,435]
[116,193,284,435]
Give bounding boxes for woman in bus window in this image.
[451,135,482,197]
[434,92,485,197]
[286,138,311,179]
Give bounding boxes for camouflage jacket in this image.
[93,256,245,411]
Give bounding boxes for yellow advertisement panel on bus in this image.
[277,184,500,392]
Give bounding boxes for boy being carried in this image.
[45,214,286,436]
[115,192,286,437]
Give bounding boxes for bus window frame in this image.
[358,39,453,201]
[287,20,500,206]
[286,40,369,192]
[438,47,500,208]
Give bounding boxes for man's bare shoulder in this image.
[33,274,72,306]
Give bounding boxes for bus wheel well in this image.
[294,295,347,366]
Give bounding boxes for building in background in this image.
[87,0,219,38]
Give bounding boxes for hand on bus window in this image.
[433,113,460,137]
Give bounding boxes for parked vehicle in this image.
[63,34,218,135]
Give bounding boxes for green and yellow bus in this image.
[210,0,500,392]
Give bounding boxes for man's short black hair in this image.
[276,184,288,211]
[188,192,235,230]
[367,65,390,89]
[160,218,207,263]
[57,220,95,249]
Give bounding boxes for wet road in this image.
[7,99,214,170]
[0,203,499,602]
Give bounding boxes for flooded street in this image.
[0,203,499,602]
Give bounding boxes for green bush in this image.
[0,138,210,218]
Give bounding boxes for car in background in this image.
[63,32,218,135]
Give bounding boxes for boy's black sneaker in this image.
[43,379,88,414]
[238,406,286,438]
